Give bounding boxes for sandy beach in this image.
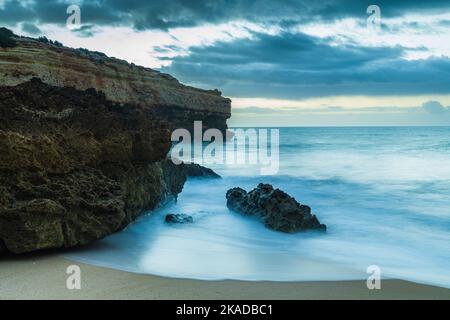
[1,253,449,300]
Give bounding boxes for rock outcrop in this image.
[183,163,221,179]
[0,29,231,133]
[0,27,17,48]
[0,29,232,254]
[0,78,186,254]
[226,184,326,233]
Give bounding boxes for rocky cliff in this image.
[0,29,229,254]
[0,30,231,132]
[0,78,187,253]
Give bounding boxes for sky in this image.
[2,0,450,126]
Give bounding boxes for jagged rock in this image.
[184,163,221,179]
[0,29,231,133]
[226,183,326,233]
[0,79,187,254]
[165,214,194,224]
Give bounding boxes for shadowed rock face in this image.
[0,79,186,254]
[226,183,326,233]
[183,163,221,179]
[0,32,231,132]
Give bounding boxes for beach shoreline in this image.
[1,253,449,300]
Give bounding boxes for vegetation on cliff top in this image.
[37,36,63,47]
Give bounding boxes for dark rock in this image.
[0,79,187,254]
[226,183,326,233]
[0,27,17,48]
[0,238,6,253]
[165,214,193,224]
[184,163,221,179]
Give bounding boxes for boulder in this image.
[226,183,326,233]
[165,214,193,224]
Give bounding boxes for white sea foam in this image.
[65,127,450,287]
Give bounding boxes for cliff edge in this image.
[0,28,231,132]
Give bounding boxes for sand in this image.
[1,253,449,300]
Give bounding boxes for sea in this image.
[65,127,450,288]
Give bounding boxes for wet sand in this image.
[1,253,449,300]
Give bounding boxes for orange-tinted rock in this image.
[0,35,231,131]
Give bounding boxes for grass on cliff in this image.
[0,27,17,48]
[37,36,63,47]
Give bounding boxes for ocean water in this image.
[65,127,450,287]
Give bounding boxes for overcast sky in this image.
[2,0,450,126]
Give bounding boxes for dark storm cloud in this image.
[2,0,450,30]
[2,0,449,99]
[20,22,41,35]
[160,31,450,98]
[0,0,121,29]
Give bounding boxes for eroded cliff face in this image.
[0,30,232,254]
[0,35,231,132]
[0,79,186,254]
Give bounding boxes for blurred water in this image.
[65,127,450,287]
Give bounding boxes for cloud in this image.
[160,31,450,99]
[71,24,95,37]
[422,101,450,114]
[233,107,280,114]
[439,20,450,27]
[21,22,41,35]
[2,0,450,31]
[2,0,450,105]
[229,102,450,126]
[233,105,431,115]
